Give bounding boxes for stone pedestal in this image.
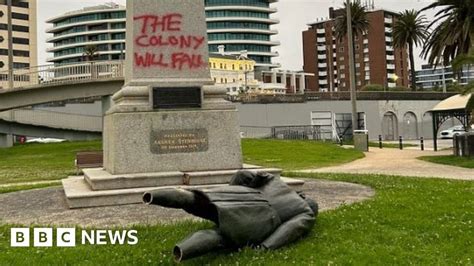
[104,108,242,175]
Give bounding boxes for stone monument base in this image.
[62,165,304,209]
[103,108,243,175]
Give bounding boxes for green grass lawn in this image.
[0,139,363,186]
[0,141,101,185]
[243,139,364,170]
[419,155,474,169]
[0,173,472,265]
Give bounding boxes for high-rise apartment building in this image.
[47,1,279,68]
[46,3,126,65]
[0,0,37,88]
[205,0,280,68]
[303,7,409,92]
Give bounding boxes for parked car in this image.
[440,126,466,139]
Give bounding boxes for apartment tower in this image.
[303,7,409,92]
[0,0,37,88]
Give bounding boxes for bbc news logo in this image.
[11,228,138,247]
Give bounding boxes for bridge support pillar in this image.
[0,133,13,148]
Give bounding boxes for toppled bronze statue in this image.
[143,171,318,261]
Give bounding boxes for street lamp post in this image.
[346,0,358,133]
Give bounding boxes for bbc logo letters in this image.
[11,228,138,247]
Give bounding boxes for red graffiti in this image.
[135,35,205,50]
[134,52,205,70]
[133,12,207,71]
[134,14,182,33]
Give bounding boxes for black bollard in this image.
[399,136,403,150]
[378,135,383,149]
[420,137,424,151]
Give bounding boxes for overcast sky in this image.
[37,0,438,69]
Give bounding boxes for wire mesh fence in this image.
[240,125,334,141]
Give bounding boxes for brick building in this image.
[302,7,409,92]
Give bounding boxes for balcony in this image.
[364,57,369,62]
[317,28,325,34]
[387,64,395,69]
[365,66,370,71]
[388,82,396,88]
[317,46,326,51]
[319,71,327,76]
[387,55,395,60]
[318,54,327,59]
[319,79,328,85]
[385,36,393,43]
[317,37,326,43]
[363,48,369,53]
[384,17,393,24]
[386,45,394,51]
[385,27,392,33]
[318,63,328,68]
[363,39,368,44]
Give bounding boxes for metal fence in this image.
[0,60,125,89]
[240,125,333,141]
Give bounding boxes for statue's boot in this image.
[143,188,195,208]
[174,229,226,262]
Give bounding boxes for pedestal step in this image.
[62,176,305,209]
[84,166,282,191]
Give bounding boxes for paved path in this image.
[301,148,473,180]
[0,179,374,227]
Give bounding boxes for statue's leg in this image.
[143,188,196,209]
[144,188,219,223]
[174,229,226,262]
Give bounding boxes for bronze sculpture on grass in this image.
[143,171,318,261]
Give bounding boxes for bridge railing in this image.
[0,60,125,90]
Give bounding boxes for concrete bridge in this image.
[0,61,124,112]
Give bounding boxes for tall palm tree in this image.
[334,0,370,41]
[421,0,474,66]
[83,45,98,62]
[393,10,429,91]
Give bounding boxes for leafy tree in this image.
[393,10,429,91]
[361,84,384,91]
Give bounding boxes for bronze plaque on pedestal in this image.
[151,129,208,154]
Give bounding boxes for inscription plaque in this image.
[153,87,201,109]
[151,129,208,154]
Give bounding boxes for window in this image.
[339,47,344,52]
[12,12,29,20]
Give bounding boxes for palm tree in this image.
[421,0,474,66]
[334,0,370,41]
[393,10,429,91]
[83,45,98,62]
[83,45,99,79]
